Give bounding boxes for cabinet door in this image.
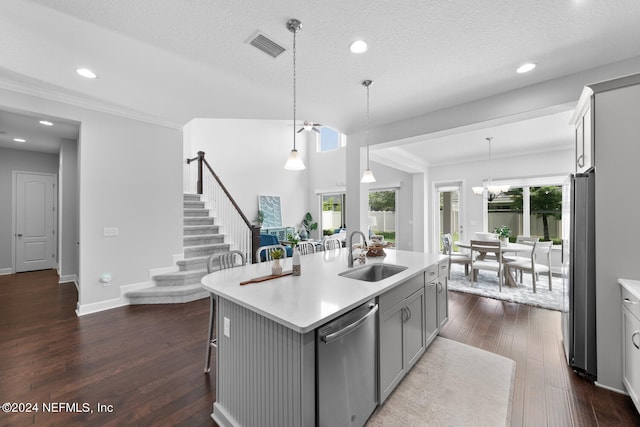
[437,275,448,329]
[379,300,406,403]
[623,307,640,410]
[405,288,426,369]
[425,281,438,346]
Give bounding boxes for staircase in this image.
[126,194,230,304]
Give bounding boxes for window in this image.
[317,127,345,152]
[369,190,396,245]
[321,193,346,235]
[484,177,564,243]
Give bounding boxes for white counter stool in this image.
[205,250,246,374]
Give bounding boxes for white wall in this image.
[184,118,310,233]
[58,138,79,282]
[0,147,59,272]
[0,87,184,314]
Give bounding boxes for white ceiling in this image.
[2,0,640,162]
[0,109,79,153]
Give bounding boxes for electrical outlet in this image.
[103,227,119,237]
[224,317,230,338]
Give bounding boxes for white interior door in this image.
[15,172,56,272]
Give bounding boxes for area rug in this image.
[447,264,565,311]
[366,337,515,427]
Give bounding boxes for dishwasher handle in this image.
[321,303,378,344]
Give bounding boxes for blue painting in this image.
[258,195,282,228]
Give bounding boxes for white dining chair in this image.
[323,237,342,251]
[470,240,503,291]
[296,241,316,255]
[256,244,288,262]
[504,241,553,293]
[442,233,471,279]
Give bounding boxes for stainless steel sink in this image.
[339,264,408,282]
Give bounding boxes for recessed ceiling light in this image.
[350,40,368,54]
[39,120,54,126]
[13,138,26,143]
[76,68,98,79]
[516,63,536,74]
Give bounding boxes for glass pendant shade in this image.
[284,149,305,170]
[361,168,376,183]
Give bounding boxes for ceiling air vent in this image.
[248,32,286,58]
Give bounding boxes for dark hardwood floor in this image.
[440,290,640,427]
[1,270,638,426]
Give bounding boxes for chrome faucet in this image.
[347,230,368,268]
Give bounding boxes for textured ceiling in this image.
[2,0,640,160]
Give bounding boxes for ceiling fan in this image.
[296,120,323,133]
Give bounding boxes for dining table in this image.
[454,240,534,288]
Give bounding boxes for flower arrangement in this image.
[493,225,511,239]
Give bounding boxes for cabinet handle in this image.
[437,281,443,293]
[633,331,640,350]
[406,307,412,322]
[624,298,639,305]
[577,154,584,168]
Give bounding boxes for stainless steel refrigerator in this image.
[561,170,597,378]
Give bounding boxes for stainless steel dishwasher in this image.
[317,299,378,427]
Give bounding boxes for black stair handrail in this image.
[187,151,261,262]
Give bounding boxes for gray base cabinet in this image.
[437,261,449,329]
[425,279,438,346]
[378,273,426,403]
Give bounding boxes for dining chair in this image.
[470,240,503,291]
[205,250,246,374]
[442,233,471,279]
[507,235,540,266]
[323,237,342,251]
[504,241,553,293]
[256,244,289,262]
[296,241,316,255]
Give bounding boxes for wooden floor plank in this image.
[2,270,640,426]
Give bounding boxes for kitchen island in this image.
[201,248,447,427]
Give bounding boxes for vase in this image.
[272,259,283,276]
[500,237,509,244]
[300,230,308,240]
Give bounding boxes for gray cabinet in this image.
[378,273,425,403]
[571,87,594,173]
[425,279,438,346]
[621,284,640,414]
[437,261,449,329]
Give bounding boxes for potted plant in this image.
[287,233,299,249]
[254,210,265,227]
[270,248,284,275]
[299,212,317,240]
[493,225,511,243]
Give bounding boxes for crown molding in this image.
[0,77,183,130]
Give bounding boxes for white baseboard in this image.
[76,297,128,316]
[0,267,13,275]
[595,381,627,395]
[59,274,78,286]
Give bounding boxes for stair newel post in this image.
[196,151,205,195]
[250,225,261,264]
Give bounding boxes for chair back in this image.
[516,235,540,244]
[470,239,502,259]
[441,233,453,255]
[216,250,246,272]
[256,244,288,263]
[296,241,316,255]
[323,237,342,251]
[533,241,553,262]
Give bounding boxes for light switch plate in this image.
[103,227,119,237]
[224,317,230,338]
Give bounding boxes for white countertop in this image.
[201,249,445,333]
[619,278,640,299]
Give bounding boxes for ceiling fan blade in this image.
[296,128,304,133]
[312,128,321,133]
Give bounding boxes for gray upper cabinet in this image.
[571,87,595,173]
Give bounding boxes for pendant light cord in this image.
[292,27,297,151]
[366,82,370,167]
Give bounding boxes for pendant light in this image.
[361,79,376,183]
[284,18,305,170]
[472,137,509,200]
